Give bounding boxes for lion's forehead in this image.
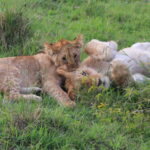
[54,40,79,50]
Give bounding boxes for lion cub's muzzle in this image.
[81,75,110,88]
[97,76,110,88]
[67,63,80,72]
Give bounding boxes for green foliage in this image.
[0,0,150,149]
[0,9,32,54]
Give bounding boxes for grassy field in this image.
[0,0,150,149]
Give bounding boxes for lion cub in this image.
[57,40,150,100]
[56,40,117,100]
[57,63,110,100]
[0,35,83,107]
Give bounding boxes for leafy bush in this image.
[0,9,32,51]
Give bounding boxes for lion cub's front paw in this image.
[68,91,75,101]
[57,65,67,73]
[28,94,43,102]
[63,100,76,108]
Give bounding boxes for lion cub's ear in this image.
[43,42,60,55]
[74,34,83,47]
[44,42,51,50]
[43,42,52,55]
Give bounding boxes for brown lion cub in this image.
[0,35,83,107]
[57,64,110,100]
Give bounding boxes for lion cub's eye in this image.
[62,56,66,61]
[81,71,87,76]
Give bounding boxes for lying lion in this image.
[57,65,110,100]
[0,35,83,107]
[57,40,150,99]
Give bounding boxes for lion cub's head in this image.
[74,67,110,90]
[43,35,83,71]
[57,66,110,91]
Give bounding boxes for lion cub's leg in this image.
[20,87,42,94]
[85,40,117,61]
[4,85,42,102]
[43,67,75,107]
[43,80,75,107]
[65,79,75,100]
[110,60,133,86]
[4,93,42,102]
[3,83,42,102]
[57,67,75,100]
[132,73,150,83]
[1,74,42,102]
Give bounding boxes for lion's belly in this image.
[15,65,41,88]
[0,56,41,88]
[119,48,150,76]
[0,64,20,92]
[19,70,41,87]
[0,64,41,93]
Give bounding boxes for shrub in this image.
[0,9,32,50]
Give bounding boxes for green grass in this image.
[0,0,150,149]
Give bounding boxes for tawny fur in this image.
[57,64,110,100]
[57,41,150,97]
[84,39,117,61]
[0,35,83,107]
[84,40,150,86]
[110,43,150,86]
[56,40,116,98]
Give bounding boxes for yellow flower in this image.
[114,108,121,113]
[81,76,88,84]
[108,108,121,113]
[97,103,105,108]
[88,85,95,93]
[109,108,113,112]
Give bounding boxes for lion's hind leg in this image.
[132,73,150,83]
[0,65,42,102]
[4,91,42,102]
[110,60,133,86]
[10,94,42,102]
[2,75,42,102]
